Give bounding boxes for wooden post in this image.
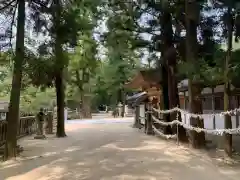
[146,103,154,135]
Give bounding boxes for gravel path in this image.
[0,118,240,180]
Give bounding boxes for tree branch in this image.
[31,0,52,13]
[9,2,18,55]
[0,0,16,12]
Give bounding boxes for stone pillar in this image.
[34,108,46,139]
[133,105,140,128]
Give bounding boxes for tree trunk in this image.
[188,81,205,148]
[161,65,172,134]
[157,12,172,134]
[54,0,66,137]
[169,66,188,142]
[172,17,188,142]
[224,6,233,157]
[55,73,66,137]
[185,0,205,148]
[78,82,92,119]
[161,11,183,136]
[4,0,25,160]
[82,95,92,119]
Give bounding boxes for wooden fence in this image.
[0,116,36,147]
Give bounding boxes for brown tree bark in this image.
[161,10,187,140]
[77,75,92,119]
[185,0,205,148]
[224,6,233,157]
[158,11,171,134]
[53,0,66,137]
[188,81,205,147]
[161,65,172,134]
[55,73,66,137]
[4,0,25,160]
[82,95,92,119]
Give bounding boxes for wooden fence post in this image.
[146,103,154,135]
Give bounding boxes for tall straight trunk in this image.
[117,88,122,104]
[161,65,172,134]
[185,0,205,148]
[4,0,25,160]
[161,11,174,112]
[175,20,188,141]
[82,95,92,119]
[169,66,188,141]
[77,80,92,119]
[158,13,170,134]
[53,0,66,137]
[55,72,66,137]
[224,6,233,157]
[161,11,187,140]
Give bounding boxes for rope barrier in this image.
[152,115,177,126]
[151,113,240,136]
[152,124,177,139]
[152,107,240,119]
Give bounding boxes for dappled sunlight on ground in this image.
[102,174,159,180]
[1,121,240,180]
[5,165,67,180]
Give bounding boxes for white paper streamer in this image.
[152,107,240,119]
[151,113,240,136]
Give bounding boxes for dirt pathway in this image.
[0,120,240,180]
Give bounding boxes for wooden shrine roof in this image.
[124,69,162,90]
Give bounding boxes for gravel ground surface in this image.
[0,118,240,180]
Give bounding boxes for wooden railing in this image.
[0,116,36,147]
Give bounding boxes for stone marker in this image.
[34,108,46,139]
[45,111,54,134]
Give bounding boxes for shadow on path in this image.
[0,122,240,180]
